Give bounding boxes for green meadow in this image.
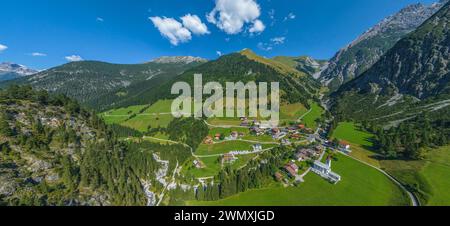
[188,153,410,206]
[279,103,308,123]
[381,145,450,206]
[185,154,258,178]
[300,102,324,129]
[332,122,375,147]
[195,141,277,156]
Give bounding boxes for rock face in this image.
[321,0,448,91]
[151,56,208,64]
[332,1,450,123]
[0,62,38,82]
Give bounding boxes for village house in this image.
[193,160,205,169]
[307,134,316,143]
[294,151,309,162]
[288,126,297,133]
[298,124,305,130]
[230,131,239,140]
[222,153,238,164]
[339,141,352,153]
[311,157,341,184]
[290,133,301,140]
[281,139,291,146]
[274,172,284,182]
[253,144,263,152]
[204,136,213,145]
[284,162,299,177]
[215,133,221,141]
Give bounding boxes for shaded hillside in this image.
[332,1,450,124]
[321,1,447,91]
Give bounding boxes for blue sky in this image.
[0,0,437,70]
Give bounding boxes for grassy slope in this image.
[195,141,277,156]
[101,100,175,132]
[301,102,324,129]
[332,123,450,205]
[420,146,450,205]
[331,122,380,167]
[381,146,450,206]
[188,153,409,206]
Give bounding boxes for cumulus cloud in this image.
[284,12,296,21]
[30,52,47,57]
[249,19,265,33]
[0,44,8,53]
[207,0,265,35]
[65,55,84,62]
[216,51,223,56]
[181,14,210,35]
[150,16,192,46]
[96,17,104,22]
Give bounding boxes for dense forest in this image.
[364,108,450,160]
[196,146,293,201]
[0,86,191,205]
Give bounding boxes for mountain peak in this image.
[0,62,38,81]
[150,56,208,64]
[320,0,447,90]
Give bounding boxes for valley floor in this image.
[187,153,409,206]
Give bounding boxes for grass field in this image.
[188,153,409,206]
[301,102,323,129]
[332,122,375,148]
[143,99,173,113]
[101,105,147,124]
[195,141,277,156]
[121,114,174,132]
[279,103,308,123]
[101,100,176,132]
[331,122,381,167]
[186,154,258,178]
[381,145,450,206]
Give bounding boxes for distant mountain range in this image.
[320,0,448,91]
[0,58,205,110]
[331,1,450,125]
[151,56,208,64]
[0,62,38,82]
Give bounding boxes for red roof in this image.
[339,140,350,146]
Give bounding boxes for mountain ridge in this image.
[321,0,448,91]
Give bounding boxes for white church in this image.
[311,157,341,184]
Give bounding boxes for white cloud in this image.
[207,0,265,35]
[97,17,104,22]
[271,37,285,45]
[65,55,84,62]
[216,51,223,56]
[30,52,47,57]
[258,36,286,51]
[284,12,296,21]
[257,42,272,51]
[268,9,276,26]
[181,14,210,35]
[150,16,192,46]
[249,19,265,33]
[0,44,8,53]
